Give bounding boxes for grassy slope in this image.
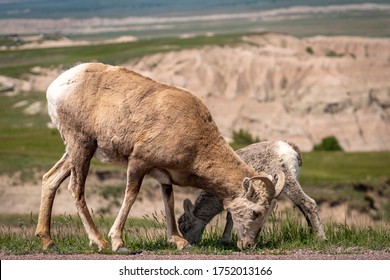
[0,34,243,78]
[301,151,390,186]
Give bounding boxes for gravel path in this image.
[2,250,390,260]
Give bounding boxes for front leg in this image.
[160,184,190,250]
[221,211,233,243]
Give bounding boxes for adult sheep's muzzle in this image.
[237,239,256,250]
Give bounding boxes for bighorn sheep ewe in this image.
[178,141,326,244]
[35,63,286,252]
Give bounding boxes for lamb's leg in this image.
[35,153,71,250]
[285,180,326,239]
[108,157,148,252]
[221,211,233,243]
[160,184,190,250]
[67,143,108,251]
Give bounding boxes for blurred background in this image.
[0,0,389,227]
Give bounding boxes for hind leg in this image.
[285,180,326,239]
[67,143,108,250]
[35,153,71,250]
[161,184,190,250]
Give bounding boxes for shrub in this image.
[326,50,344,57]
[230,128,260,150]
[313,136,343,151]
[306,46,314,55]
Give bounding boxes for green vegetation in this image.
[313,136,343,151]
[300,151,390,186]
[230,129,260,150]
[326,50,345,58]
[1,210,389,255]
[98,185,124,214]
[0,33,243,78]
[305,46,314,55]
[300,151,390,221]
[0,91,62,180]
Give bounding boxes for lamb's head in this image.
[178,199,206,244]
[227,171,285,250]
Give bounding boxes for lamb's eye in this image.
[252,211,261,220]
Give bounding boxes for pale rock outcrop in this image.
[129,33,390,151]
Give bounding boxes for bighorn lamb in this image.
[178,141,326,244]
[35,63,286,252]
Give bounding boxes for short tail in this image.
[286,141,303,167]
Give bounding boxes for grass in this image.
[300,151,390,186]
[0,211,388,255]
[0,91,62,180]
[256,11,390,38]
[0,33,243,78]
[299,151,390,220]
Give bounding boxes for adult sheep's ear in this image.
[272,171,286,198]
[183,199,195,217]
[243,177,251,191]
[243,177,256,200]
[245,185,257,201]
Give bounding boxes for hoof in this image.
[221,238,232,244]
[117,247,143,255]
[169,235,191,250]
[318,234,328,241]
[176,240,191,250]
[41,239,55,251]
[90,239,109,252]
[316,228,327,241]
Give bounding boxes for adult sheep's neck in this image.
[192,139,257,201]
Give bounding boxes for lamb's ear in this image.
[272,171,286,198]
[183,199,195,217]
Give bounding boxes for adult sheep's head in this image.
[227,171,285,250]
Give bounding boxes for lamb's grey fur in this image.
[178,141,325,244]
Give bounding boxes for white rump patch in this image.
[276,141,300,177]
[46,63,91,128]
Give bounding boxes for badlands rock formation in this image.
[3,33,389,151]
[128,33,390,151]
